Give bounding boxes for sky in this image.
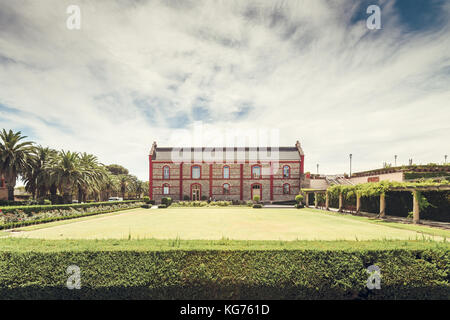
[0,0,449,181]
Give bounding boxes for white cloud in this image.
[0,0,449,180]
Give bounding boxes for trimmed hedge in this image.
[0,249,448,299]
[0,200,141,215]
[0,203,144,230]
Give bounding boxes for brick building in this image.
[149,141,305,203]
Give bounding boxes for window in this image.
[283,165,290,178]
[223,166,230,179]
[252,165,261,179]
[192,165,201,179]
[223,183,230,194]
[283,184,290,194]
[163,166,170,179]
[163,184,170,195]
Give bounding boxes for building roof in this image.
[149,141,304,162]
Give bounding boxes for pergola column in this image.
[314,192,318,208]
[338,193,343,212]
[305,192,309,207]
[325,192,329,210]
[412,190,420,224]
[379,193,386,218]
[356,193,361,214]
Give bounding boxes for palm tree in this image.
[46,150,84,204]
[0,129,35,201]
[117,174,130,200]
[23,146,58,199]
[77,152,106,202]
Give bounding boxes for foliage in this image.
[252,204,263,208]
[0,248,448,299]
[0,201,144,230]
[253,195,260,203]
[0,129,35,200]
[161,197,172,206]
[295,194,304,204]
[158,204,167,208]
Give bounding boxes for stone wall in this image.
[151,162,301,203]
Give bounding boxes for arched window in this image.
[283,183,290,194]
[223,166,230,179]
[192,165,201,179]
[163,166,170,179]
[223,183,230,194]
[163,184,170,195]
[252,165,261,179]
[283,165,290,178]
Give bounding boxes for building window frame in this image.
[191,165,201,179]
[283,165,290,178]
[163,165,170,179]
[223,183,230,195]
[283,183,290,194]
[163,183,170,195]
[251,165,262,179]
[223,165,230,179]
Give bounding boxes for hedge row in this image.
[0,200,141,215]
[0,203,143,230]
[0,249,448,299]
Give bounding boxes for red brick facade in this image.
[149,142,305,203]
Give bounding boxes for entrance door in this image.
[251,184,261,200]
[191,184,201,201]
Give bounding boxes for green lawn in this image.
[5,207,449,241]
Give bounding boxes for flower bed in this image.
[0,201,144,230]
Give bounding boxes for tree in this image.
[23,146,58,199]
[0,129,35,200]
[46,150,84,204]
[106,164,129,176]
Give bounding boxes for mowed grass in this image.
[5,207,449,241]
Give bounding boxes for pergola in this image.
[301,185,450,224]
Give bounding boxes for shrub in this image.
[246,200,253,207]
[253,204,263,208]
[158,204,167,209]
[141,204,151,209]
[253,195,260,203]
[0,248,448,299]
[143,196,150,202]
[295,194,304,204]
[296,203,305,209]
[43,199,52,205]
[161,197,172,207]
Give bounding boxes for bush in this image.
[0,248,448,299]
[253,204,263,208]
[161,197,172,207]
[246,200,253,207]
[0,200,144,230]
[158,204,167,209]
[43,199,52,205]
[253,195,260,203]
[143,196,150,202]
[295,194,304,204]
[296,203,305,209]
[141,204,151,209]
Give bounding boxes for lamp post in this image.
[349,154,352,177]
[445,155,448,164]
[317,163,319,175]
[394,155,397,167]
